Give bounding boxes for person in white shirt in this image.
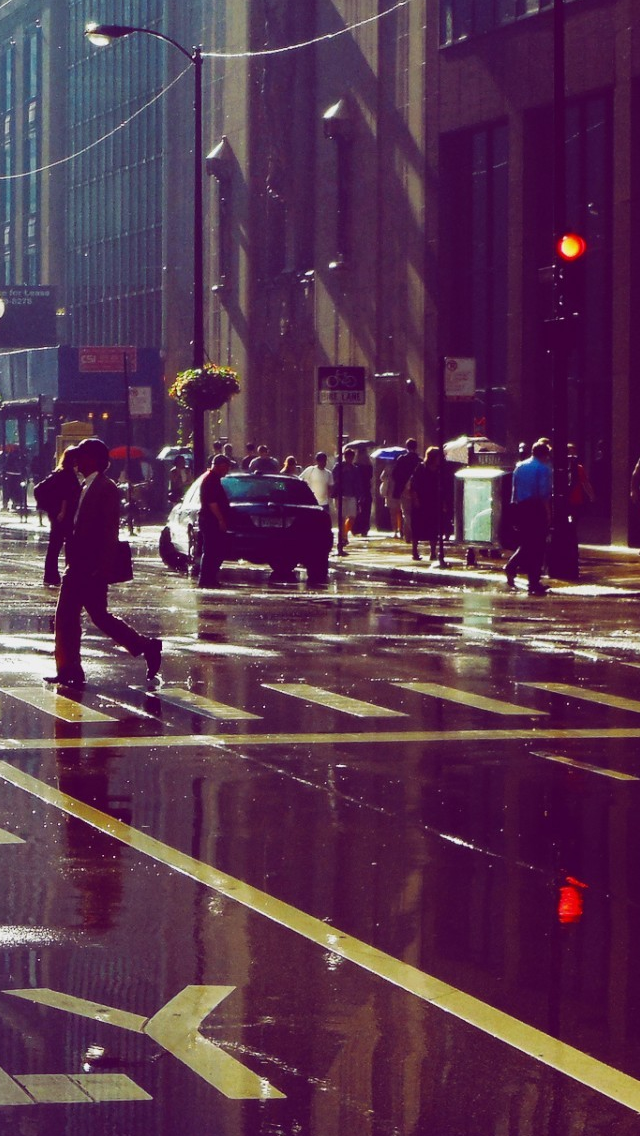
[300,452,334,512]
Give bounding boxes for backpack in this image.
[33,470,65,515]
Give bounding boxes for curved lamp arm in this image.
[85,23,195,63]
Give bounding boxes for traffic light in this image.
[557,875,588,924]
[555,232,587,342]
[556,233,587,262]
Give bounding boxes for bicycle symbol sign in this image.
[317,366,366,405]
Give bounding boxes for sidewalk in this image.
[328,533,640,595]
[3,507,640,595]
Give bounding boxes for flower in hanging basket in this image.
[169,364,240,411]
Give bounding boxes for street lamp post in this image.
[547,0,579,580]
[85,23,208,474]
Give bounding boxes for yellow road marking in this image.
[154,687,261,721]
[7,988,147,1032]
[4,727,640,752]
[14,1074,92,1104]
[395,682,547,716]
[0,1067,31,1106]
[146,987,284,1100]
[70,1074,152,1102]
[0,828,24,844]
[10,1073,151,1104]
[526,682,640,714]
[1,761,639,1112]
[0,687,115,724]
[263,683,406,718]
[532,752,639,780]
[6,986,284,1101]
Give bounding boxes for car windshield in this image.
[222,475,317,505]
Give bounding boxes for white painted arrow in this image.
[4,986,284,1101]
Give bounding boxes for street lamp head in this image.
[85,23,137,47]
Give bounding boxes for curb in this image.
[3,512,640,594]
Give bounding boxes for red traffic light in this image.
[557,875,588,924]
[556,233,587,261]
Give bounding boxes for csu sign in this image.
[317,366,366,406]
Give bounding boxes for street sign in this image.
[129,385,152,418]
[444,357,476,401]
[317,366,366,406]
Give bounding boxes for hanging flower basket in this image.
[169,364,240,412]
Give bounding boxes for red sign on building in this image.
[79,347,138,374]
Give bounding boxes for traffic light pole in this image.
[547,0,579,580]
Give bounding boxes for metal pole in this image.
[124,351,134,536]
[193,47,204,369]
[437,358,446,567]
[336,405,346,555]
[191,46,207,476]
[548,0,578,579]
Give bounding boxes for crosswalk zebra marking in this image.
[395,682,547,716]
[262,683,406,718]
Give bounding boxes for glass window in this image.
[440,122,509,440]
[441,0,568,43]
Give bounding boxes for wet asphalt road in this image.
[1,527,640,1133]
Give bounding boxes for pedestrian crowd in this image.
[17,424,622,690]
[21,425,620,612]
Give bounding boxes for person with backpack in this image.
[34,447,82,587]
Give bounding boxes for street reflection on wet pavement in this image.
[0,530,640,1132]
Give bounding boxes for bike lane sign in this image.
[317,366,366,406]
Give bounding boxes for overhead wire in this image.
[0,0,418,181]
[202,0,416,59]
[0,65,192,181]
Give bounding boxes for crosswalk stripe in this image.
[525,682,640,714]
[262,683,406,718]
[395,682,546,716]
[0,688,115,724]
[152,687,261,721]
[179,641,281,660]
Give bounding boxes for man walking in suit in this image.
[45,437,162,687]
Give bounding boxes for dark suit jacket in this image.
[67,472,120,579]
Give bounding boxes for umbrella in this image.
[346,439,376,449]
[109,445,148,460]
[443,436,507,464]
[371,445,407,461]
[157,446,193,463]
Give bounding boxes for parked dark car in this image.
[159,472,333,583]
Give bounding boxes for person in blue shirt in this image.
[505,439,552,595]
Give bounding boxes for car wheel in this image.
[306,556,329,585]
[159,526,187,571]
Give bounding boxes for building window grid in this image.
[66,0,164,345]
[0,44,14,285]
[22,25,41,285]
[440,0,560,45]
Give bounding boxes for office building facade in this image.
[0,0,637,544]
